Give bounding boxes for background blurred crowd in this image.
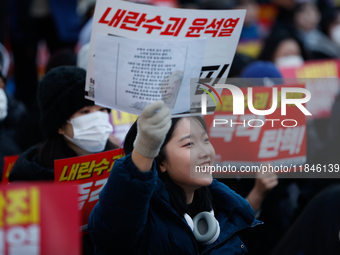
[1,0,340,254]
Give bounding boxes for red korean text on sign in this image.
[99,8,167,34]
[160,17,187,36]
[186,18,240,37]
[97,8,242,37]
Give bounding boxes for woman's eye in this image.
[184,142,193,147]
[204,138,210,142]
[100,108,107,112]
[81,110,90,114]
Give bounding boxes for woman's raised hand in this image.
[134,101,171,158]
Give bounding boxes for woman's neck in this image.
[186,191,194,204]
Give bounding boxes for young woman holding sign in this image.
[88,100,261,254]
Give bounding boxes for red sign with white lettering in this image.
[204,85,307,169]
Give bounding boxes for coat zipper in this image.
[156,195,200,254]
[200,221,263,255]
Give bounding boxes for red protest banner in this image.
[279,59,340,119]
[204,85,307,171]
[0,183,80,255]
[54,148,125,232]
[2,155,19,185]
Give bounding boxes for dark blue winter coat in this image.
[88,154,261,254]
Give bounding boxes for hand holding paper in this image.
[134,101,171,158]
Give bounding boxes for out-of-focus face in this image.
[294,3,320,32]
[329,12,340,45]
[236,2,259,26]
[160,118,215,195]
[160,71,183,109]
[274,39,302,61]
[273,39,304,68]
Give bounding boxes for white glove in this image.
[133,101,171,158]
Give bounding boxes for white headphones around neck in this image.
[184,210,220,246]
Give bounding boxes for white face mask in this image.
[275,55,304,68]
[0,88,8,121]
[330,24,340,46]
[64,111,113,153]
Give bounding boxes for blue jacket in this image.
[88,154,261,254]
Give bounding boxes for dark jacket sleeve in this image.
[88,153,157,254]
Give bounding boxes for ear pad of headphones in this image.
[192,212,220,245]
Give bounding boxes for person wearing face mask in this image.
[320,7,340,49]
[88,101,261,255]
[9,66,118,255]
[0,78,22,180]
[0,82,7,122]
[292,2,340,60]
[258,30,310,69]
[0,72,23,182]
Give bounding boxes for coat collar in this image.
[153,177,258,229]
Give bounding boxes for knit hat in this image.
[38,66,94,138]
[241,61,283,86]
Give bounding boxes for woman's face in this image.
[294,3,320,32]
[58,105,108,138]
[274,39,301,60]
[273,39,304,67]
[160,118,215,193]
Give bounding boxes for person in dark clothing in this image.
[9,66,118,255]
[0,72,22,181]
[88,101,261,254]
[271,184,340,255]
[9,0,81,111]
[294,92,340,223]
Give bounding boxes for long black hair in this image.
[123,116,212,217]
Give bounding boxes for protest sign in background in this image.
[109,110,137,144]
[204,85,307,171]
[54,148,125,232]
[279,59,340,119]
[1,156,19,185]
[0,183,80,255]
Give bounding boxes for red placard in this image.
[54,148,125,232]
[0,183,80,255]
[204,85,307,171]
[280,59,340,119]
[2,155,19,185]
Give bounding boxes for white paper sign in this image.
[94,34,206,115]
[86,0,246,114]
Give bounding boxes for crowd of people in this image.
[0,0,340,254]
